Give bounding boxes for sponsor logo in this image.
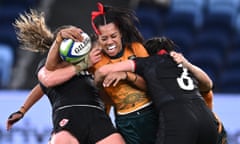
[59,118,69,127]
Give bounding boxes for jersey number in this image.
[177,64,194,90]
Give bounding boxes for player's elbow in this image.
[38,67,55,87]
[199,81,213,93]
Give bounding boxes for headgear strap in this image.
[91,2,105,35]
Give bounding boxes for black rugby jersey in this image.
[134,54,202,110]
[35,58,104,112]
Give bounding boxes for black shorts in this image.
[53,105,118,144]
[156,99,218,144]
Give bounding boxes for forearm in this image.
[94,60,134,86]
[6,84,44,131]
[38,65,76,87]
[171,51,213,92]
[20,84,44,114]
[126,72,147,91]
[184,61,213,92]
[201,90,213,110]
[45,40,63,70]
[45,27,84,70]
[96,60,134,77]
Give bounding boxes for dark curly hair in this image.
[92,3,144,48]
[144,36,179,55]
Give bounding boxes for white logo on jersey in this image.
[176,64,194,90]
[59,118,69,127]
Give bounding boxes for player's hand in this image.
[6,111,24,131]
[56,26,84,43]
[103,71,127,87]
[75,54,90,73]
[89,43,102,67]
[170,51,190,67]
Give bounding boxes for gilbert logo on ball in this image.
[59,32,91,64]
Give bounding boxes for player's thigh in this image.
[51,130,79,144]
[96,133,125,144]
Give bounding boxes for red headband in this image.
[91,2,105,35]
[157,49,168,55]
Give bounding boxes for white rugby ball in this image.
[59,32,91,64]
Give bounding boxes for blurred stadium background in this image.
[0,0,239,144]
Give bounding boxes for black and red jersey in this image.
[134,54,202,110]
[35,58,104,112]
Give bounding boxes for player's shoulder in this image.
[131,42,145,50]
[131,42,143,47]
[131,42,149,57]
[91,55,110,72]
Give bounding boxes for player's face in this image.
[97,22,122,57]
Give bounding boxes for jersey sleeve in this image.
[35,58,46,78]
[133,57,147,76]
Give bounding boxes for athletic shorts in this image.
[156,99,218,144]
[115,104,158,144]
[53,106,118,144]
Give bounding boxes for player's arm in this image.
[171,52,215,109]
[126,72,146,91]
[170,51,213,92]
[185,63,213,92]
[6,84,44,130]
[101,71,147,91]
[45,26,83,71]
[201,90,224,133]
[40,27,81,87]
[94,60,135,86]
[39,27,91,87]
[100,43,147,90]
[200,90,213,110]
[38,65,77,87]
[38,42,101,87]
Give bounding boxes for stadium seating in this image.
[188,49,223,90]
[0,44,14,88]
[160,3,201,56]
[161,27,194,56]
[220,45,240,93]
[0,5,26,48]
[164,11,197,33]
[1,0,239,92]
[204,0,238,35]
[170,0,206,29]
[135,0,240,93]
[194,29,230,58]
[225,48,240,70]
[207,0,239,17]
[0,0,39,89]
[219,69,240,93]
[135,3,163,39]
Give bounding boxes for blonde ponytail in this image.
[14,9,54,53]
